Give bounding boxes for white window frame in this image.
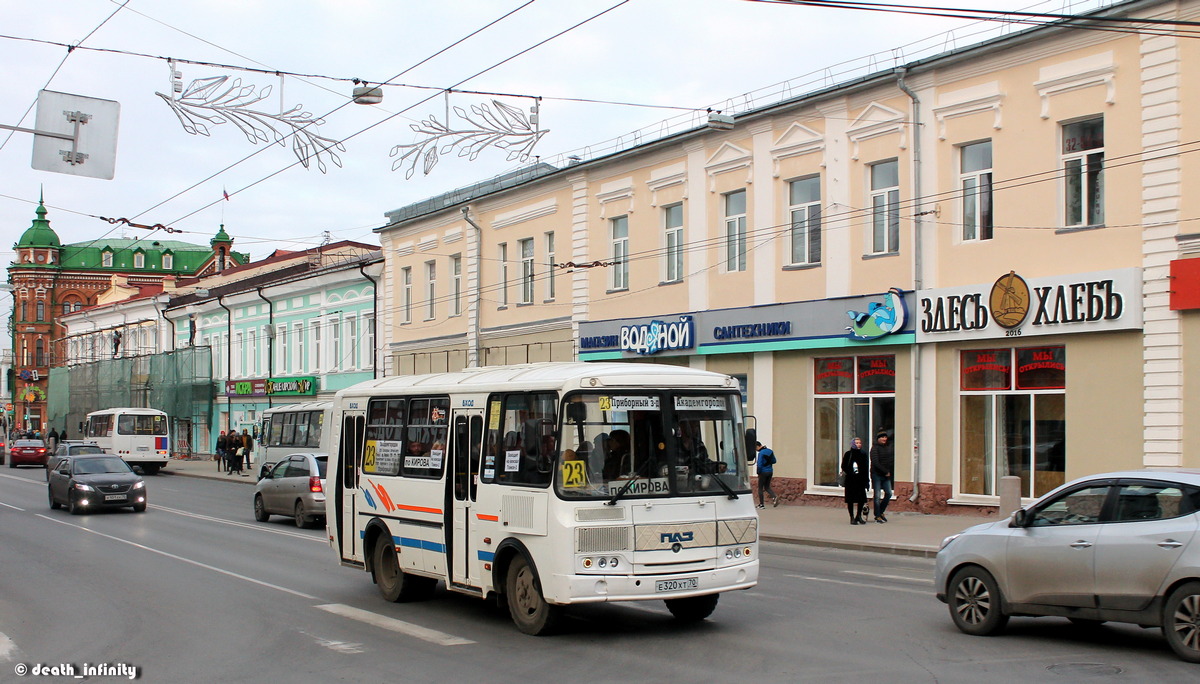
[451,254,462,316]
[331,317,342,372]
[663,203,684,282]
[519,238,535,304]
[293,322,304,372]
[134,252,145,268]
[102,251,113,267]
[312,321,321,372]
[498,243,509,306]
[1061,117,1104,228]
[611,216,629,290]
[235,331,245,378]
[278,324,289,373]
[788,176,821,266]
[724,190,747,272]
[162,253,173,270]
[425,261,437,320]
[960,141,993,241]
[363,313,374,371]
[402,267,412,324]
[544,232,556,301]
[346,315,359,370]
[869,160,900,255]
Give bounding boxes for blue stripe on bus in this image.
[397,536,446,554]
[477,550,495,562]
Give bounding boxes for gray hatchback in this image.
[253,452,327,528]
[935,470,1200,663]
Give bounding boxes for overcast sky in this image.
[1,0,1106,292]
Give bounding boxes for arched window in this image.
[35,338,45,366]
[73,301,82,312]
[62,302,71,315]
[36,301,45,321]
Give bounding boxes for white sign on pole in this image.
[31,90,120,180]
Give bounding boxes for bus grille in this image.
[576,526,631,553]
[717,518,758,545]
[575,507,626,522]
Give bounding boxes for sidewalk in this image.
[160,457,994,558]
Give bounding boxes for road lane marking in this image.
[0,501,25,511]
[0,632,16,662]
[315,603,475,646]
[784,574,930,595]
[150,503,323,542]
[842,570,933,584]
[35,514,321,600]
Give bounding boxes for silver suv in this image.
[253,452,327,528]
[935,470,1200,662]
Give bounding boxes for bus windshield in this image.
[116,414,168,436]
[556,391,750,500]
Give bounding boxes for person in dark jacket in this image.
[869,431,895,523]
[841,437,870,524]
[240,429,254,472]
[216,430,230,473]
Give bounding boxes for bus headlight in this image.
[598,557,607,569]
[582,558,593,569]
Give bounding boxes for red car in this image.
[9,439,49,468]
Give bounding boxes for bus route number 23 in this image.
[561,460,587,488]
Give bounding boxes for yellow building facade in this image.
[377,0,1200,513]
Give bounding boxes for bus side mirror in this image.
[744,428,757,463]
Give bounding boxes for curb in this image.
[160,468,258,485]
[760,534,938,558]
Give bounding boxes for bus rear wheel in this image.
[506,554,561,636]
[665,593,719,622]
[372,539,433,602]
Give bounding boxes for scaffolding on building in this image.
[46,346,214,456]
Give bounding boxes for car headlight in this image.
[73,482,95,491]
[132,481,145,490]
[938,533,960,552]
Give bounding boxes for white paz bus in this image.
[325,362,759,635]
[259,401,331,465]
[82,407,170,474]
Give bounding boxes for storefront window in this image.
[814,355,895,487]
[960,346,1065,498]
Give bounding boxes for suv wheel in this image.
[948,566,1009,636]
[1164,582,1200,663]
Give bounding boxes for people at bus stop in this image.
[870,431,895,523]
[216,430,229,473]
[842,437,870,525]
[240,429,254,473]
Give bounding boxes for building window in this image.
[1062,118,1104,227]
[278,324,289,373]
[36,300,45,321]
[664,203,684,282]
[62,302,70,316]
[35,338,46,367]
[451,254,462,316]
[102,251,113,267]
[312,321,321,372]
[331,317,342,372]
[425,261,437,320]
[347,316,359,369]
[813,355,896,487]
[960,346,1066,499]
[402,267,412,324]
[870,160,900,254]
[134,252,145,268]
[293,322,304,372]
[162,253,173,270]
[364,314,374,371]
[545,232,556,300]
[519,238,535,304]
[960,141,993,241]
[724,190,747,272]
[789,176,821,265]
[610,217,629,290]
[498,243,509,306]
[73,301,82,312]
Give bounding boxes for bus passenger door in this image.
[337,411,366,564]
[448,409,484,588]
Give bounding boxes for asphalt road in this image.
[0,467,1196,683]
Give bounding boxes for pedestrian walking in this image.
[46,427,59,453]
[842,437,870,524]
[755,441,778,509]
[240,429,254,473]
[216,430,229,473]
[869,431,895,523]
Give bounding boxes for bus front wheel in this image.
[372,539,433,602]
[505,554,561,636]
[665,593,719,622]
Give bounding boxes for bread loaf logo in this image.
[989,272,1030,329]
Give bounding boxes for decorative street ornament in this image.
[156,63,345,173]
[390,98,547,179]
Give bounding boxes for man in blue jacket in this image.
[755,442,778,509]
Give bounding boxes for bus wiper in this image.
[606,457,655,506]
[704,469,739,500]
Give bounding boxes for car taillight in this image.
[36,448,46,455]
[309,476,323,493]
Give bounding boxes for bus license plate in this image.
[104,494,126,501]
[655,577,698,593]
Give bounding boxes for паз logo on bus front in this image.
[990,271,1031,329]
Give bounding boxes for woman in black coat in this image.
[841,437,870,524]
